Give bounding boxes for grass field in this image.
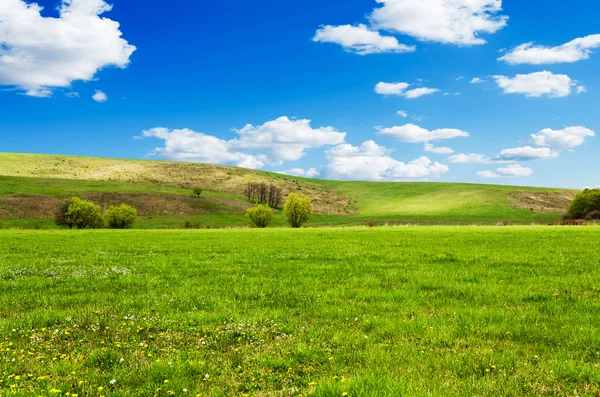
[1,226,600,396]
[0,153,579,228]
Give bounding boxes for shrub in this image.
[56,197,103,229]
[568,188,600,219]
[246,204,273,228]
[585,210,600,220]
[184,221,201,229]
[193,187,203,198]
[283,193,313,228]
[367,219,378,227]
[104,203,138,229]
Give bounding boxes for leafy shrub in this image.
[246,204,273,228]
[283,193,313,228]
[568,189,600,219]
[56,197,103,229]
[104,203,138,229]
[193,187,203,198]
[585,210,600,220]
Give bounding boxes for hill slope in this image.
[0,153,577,228]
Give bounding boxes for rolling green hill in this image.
[0,153,578,228]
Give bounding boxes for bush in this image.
[104,203,138,229]
[568,189,600,219]
[283,193,313,228]
[56,197,103,229]
[246,204,273,228]
[193,187,203,198]
[585,210,600,220]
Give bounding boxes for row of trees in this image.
[567,188,600,220]
[243,182,282,208]
[246,193,313,228]
[55,198,138,229]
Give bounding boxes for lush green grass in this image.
[1,227,600,396]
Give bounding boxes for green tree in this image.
[568,188,600,219]
[283,193,313,228]
[246,204,273,228]
[104,203,138,229]
[56,197,103,229]
[193,187,203,198]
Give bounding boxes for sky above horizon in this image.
[0,0,598,188]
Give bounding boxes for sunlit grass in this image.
[1,226,599,396]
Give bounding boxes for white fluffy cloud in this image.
[92,90,107,103]
[325,141,449,181]
[478,164,533,178]
[424,143,454,154]
[530,126,595,150]
[0,0,136,97]
[397,110,409,118]
[312,24,415,55]
[493,71,576,98]
[577,85,587,94]
[446,153,488,163]
[140,117,347,169]
[470,77,485,84]
[499,34,600,65]
[375,82,439,98]
[369,0,508,45]
[279,168,320,178]
[378,123,469,143]
[496,146,559,161]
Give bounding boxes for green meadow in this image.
[1,226,600,396]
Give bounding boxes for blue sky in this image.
[0,0,598,188]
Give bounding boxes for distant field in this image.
[0,153,579,228]
[1,227,600,396]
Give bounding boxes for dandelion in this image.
[164,379,169,383]
[110,379,117,385]
[342,393,349,397]
[97,386,104,392]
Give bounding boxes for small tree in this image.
[246,204,272,228]
[283,193,313,228]
[104,203,138,229]
[55,199,75,229]
[193,187,203,198]
[56,197,103,229]
[568,188,600,219]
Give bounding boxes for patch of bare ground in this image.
[508,190,579,215]
[0,154,357,214]
[0,195,59,218]
[0,193,255,219]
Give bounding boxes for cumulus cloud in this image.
[530,126,595,150]
[496,146,559,161]
[577,85,587,94]
[424,143,454,154]
[312,24,415,55]
[493,71,576,98]
[0,0,136,97]
[478,164,533,178]
[279,168,320,178]
[369,0,508,45]
[446,153,488,163]
[139,117,347,169]
[325,140,449,181]
[378,123,469,143]
[397,110,409,118]
[470,77,485,84]
[375,82,439,98]
[92,90,107,103]
[499,34,600,65]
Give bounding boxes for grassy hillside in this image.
[2,227,600,396]
[0,153,578,228]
